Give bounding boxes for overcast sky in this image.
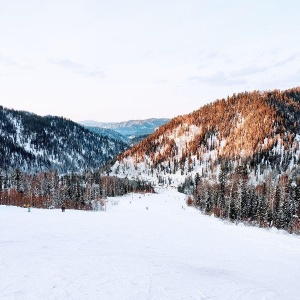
[0,0,299,122]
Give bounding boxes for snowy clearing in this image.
[1,189,300,300]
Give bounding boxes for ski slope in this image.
[1,189,300,300]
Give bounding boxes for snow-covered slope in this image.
[107,87,300,186]
[1,189,300,300]
[0,106,127,173]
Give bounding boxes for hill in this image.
[105,88,300,232]
[84,126,129,144]
[80,118,170,145]
[108,87,300,185]
[0,106,127,173]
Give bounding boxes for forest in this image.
[0,169,154,210]
[0,106,127,173]
[109,87,300,234]
[178,163,300,234]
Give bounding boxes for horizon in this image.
[1,85,300,123]
[1,0,299,122]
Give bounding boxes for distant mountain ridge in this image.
[0,106,127,173]
[85,126,129,144]
[80,118,170,145]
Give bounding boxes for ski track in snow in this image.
[1,189,300,300]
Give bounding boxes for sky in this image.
[0,0,299,122]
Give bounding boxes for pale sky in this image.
[0,0,299,122]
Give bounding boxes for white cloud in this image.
[0,54,33,70]
[188,72,246,86]
[230,66,267,77]
[48,58,105,78]
[0,0,299,121]
[153,79,168,85]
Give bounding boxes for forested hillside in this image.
[0,106,127,173]
[84,126,129,144]
[107,87,300,233]
[109,88,300,183]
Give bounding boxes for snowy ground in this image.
[1,189,300,300]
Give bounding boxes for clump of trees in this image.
[178,164,300,234]
[0,169,154,210]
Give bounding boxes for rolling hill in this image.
[107,87,300,186]
[0,106,127,173]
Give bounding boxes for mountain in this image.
[84,126,129,144]
[0,106,127,173]
[104,87,300,234]
[106,87,300,186]
[80,118,170,145]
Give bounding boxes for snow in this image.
[1,189,300,300]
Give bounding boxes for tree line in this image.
[0,169,154,210]
[178,163,300,234]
